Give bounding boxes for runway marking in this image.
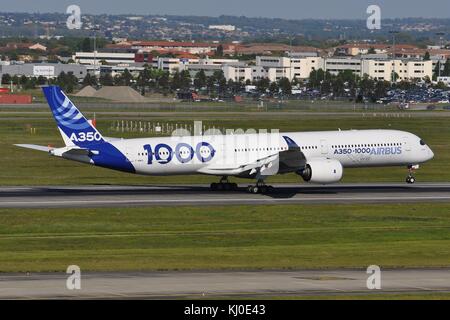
[1,195,450,207]
[0,196,450,208]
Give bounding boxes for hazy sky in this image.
[1,0,450,19]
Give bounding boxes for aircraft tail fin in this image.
[42,86,104,147]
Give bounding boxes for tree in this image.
[55,72,78,93]
[99,73,114,86]
[81,38,91,52]
[1,73,11,85]
[121,69,133,86]
[82,73,98,87]
[170,71,181,91]
[424,51,431,61]
[37,75,47,86]
[137,66,152,94]
[278,77,291,95]
[443,59,450,77]
[179,70,192,90]
[216,45,224,57]
[157,71,170,93]
[368,47,377,54]
[269,81,279,95]
[214,70,227,93]
[256,78,270,93]
[194,70,207,89]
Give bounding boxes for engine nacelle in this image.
[298,158,343,184]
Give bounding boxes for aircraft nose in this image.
[428,148,434,160]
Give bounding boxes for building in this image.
[131,41,218,55]
[325,57,361,76]
[334,43,418,56]
[361,59,432,82]
[223,65,252,83]
[72,52,136,65]
[235,43,321,56]
[153,57,241,76]
[252,56,324,82]
[437,76,450,86]
[2,42,47,51]
[208,25,236,32]
[0,63,87,80]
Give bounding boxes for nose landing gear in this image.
[406,165,419,184]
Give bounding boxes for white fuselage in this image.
[107,129,434,177]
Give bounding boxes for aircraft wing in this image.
[199,145,306,178]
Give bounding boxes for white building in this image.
[73,52,136,65]
[323,56,432,82]
[361,59,432,82]
[252,56,324,82]
[223,65,252,82]
[325,57,361,76]
[437,76,450,86]
[153,57,241,76]
[208,25,236,32]
[153,57,191,73]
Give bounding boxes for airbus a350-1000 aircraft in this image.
[16,86,434,193]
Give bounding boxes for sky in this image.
[1,0,450,19]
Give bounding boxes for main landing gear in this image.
[210,176,238,191]
[406,165,418,184]
[246,180,274,194]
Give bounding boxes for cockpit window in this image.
[420,140,426,146]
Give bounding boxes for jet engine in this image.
[297,158,343,184]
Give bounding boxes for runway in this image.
[0,269,449,299]
[1,183,450,208]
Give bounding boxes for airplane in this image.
[16,86,434,194]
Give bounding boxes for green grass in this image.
[0,113,449,185]
[0,204,449,272]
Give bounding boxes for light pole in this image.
[92,27,100,77]
[436,32,446,79]
[389,30,400,84]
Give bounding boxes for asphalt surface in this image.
[0,269,449,299]
[1,183,450,208]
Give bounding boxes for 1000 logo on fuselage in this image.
[143,142,216,165]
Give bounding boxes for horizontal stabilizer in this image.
[15,144,52,152]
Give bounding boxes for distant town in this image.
[1,12,450,106]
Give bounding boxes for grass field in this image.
[0,110,449,185]
[0,204,449,272]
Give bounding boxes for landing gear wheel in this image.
[247,181,274,194]
[406,176,416,184]
[252,186,260,194]
[211,178,238,192]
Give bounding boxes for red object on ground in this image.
[0,94,32,104]
[192,92,200,100]
[0,88,10,93]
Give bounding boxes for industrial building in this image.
[0,63,87,80]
